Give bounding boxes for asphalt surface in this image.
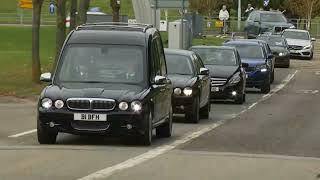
[0,50,320,179]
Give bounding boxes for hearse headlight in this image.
[54,100,64,109]
[131,101,142,112]
[228,72,241,85]
[41,98,52,109]
[183,87,193,96]
[119,102,129,111]
[174,88,182,95]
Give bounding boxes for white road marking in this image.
[8,129,37,138]
[78,70,299,180]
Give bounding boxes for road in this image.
[0,54,320,179]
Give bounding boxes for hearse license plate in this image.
[74,113,107,121]
[211,87,220,92]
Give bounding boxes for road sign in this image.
[49,2,55,14]
[150,0,189,9]
[263,0,270,7]
[19,0,33,9]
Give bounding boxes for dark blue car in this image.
[224,40,273,93]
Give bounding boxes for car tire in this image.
[261,75,271,94]
[185,97,200,123]
[200,100,210,119]
[37,120,57,144]
[235,92,244,104]
[308,53,313,60]
[156,107,172,138]
[271,70,275,83]
[140,111,153,146]
[243,93,246,102]
[284,61,290,68]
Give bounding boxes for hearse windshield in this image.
[55,44,145,85]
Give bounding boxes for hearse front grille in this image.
[67,98,116,111]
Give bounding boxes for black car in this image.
[37,23,173,145]
[190,46,247,104]
[257,34,290,68]
[164,49,210,123]
[244,10,295,39]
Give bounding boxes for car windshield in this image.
[56,44,145,84]
[229,44,264,59]
[283,31,310,40]
[268,37,285,47]
[261,13,287,22]
[192,48,238,66]
[165,54,193,75]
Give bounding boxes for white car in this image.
[282,29,316,60]
[66,11,106,28]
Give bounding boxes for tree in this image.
[77,0,90,25]
[32,0,45,83]
[69,0,77,31]
[284,0,320,30]
[55,0,67,66]
[110,0,120,22]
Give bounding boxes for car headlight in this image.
[304,45,311,49]
[289,25,296,29]
[119,102,129,111]
[41,98,52,109]
[279,52,285,56]
[183,87,193,96]
[228,72,241,85]
[54,100,64,109]
[174,88,182,95]
[256,64,268,72]
[131,101,142,112]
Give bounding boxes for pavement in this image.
[0,46,320,179]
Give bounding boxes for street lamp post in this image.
[238,0,241,31]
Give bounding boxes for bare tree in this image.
[69,0,77,31]
[32,0,45,83]
[111,0,120,22]
[77,0,90,25]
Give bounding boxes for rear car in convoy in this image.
[244,10,295,39]
[164,49,210,123]
[38,23,173,145]
[224,40,273,93]
[282,29,315,60]
[190,46,247,104]
[257,34,290,68]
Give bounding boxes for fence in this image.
[1,12,320,37]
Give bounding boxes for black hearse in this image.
[38,23,173,145]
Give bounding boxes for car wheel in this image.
[140,111,152,146]
[271,70,275,83]
[308,53,313,60]
[284,61,290,68]
[235,92,244,104]
[186,97,200,123]
[200,99,210,119]
[156,107,172,138]
[37,120,57,144]
[243,93,246,102]
[261,75,271,94]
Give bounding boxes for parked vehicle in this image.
[244,10,295,39]
[190,46,247,104]
[282,29,316,60]
[37,23,173,146]
[224,40,274,93]
[165,49,211,123]
[257,34,291,68]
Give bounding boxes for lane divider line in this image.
[8,129,37,138]
[77,70,299,180]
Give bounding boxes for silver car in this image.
[282,29,316,60]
